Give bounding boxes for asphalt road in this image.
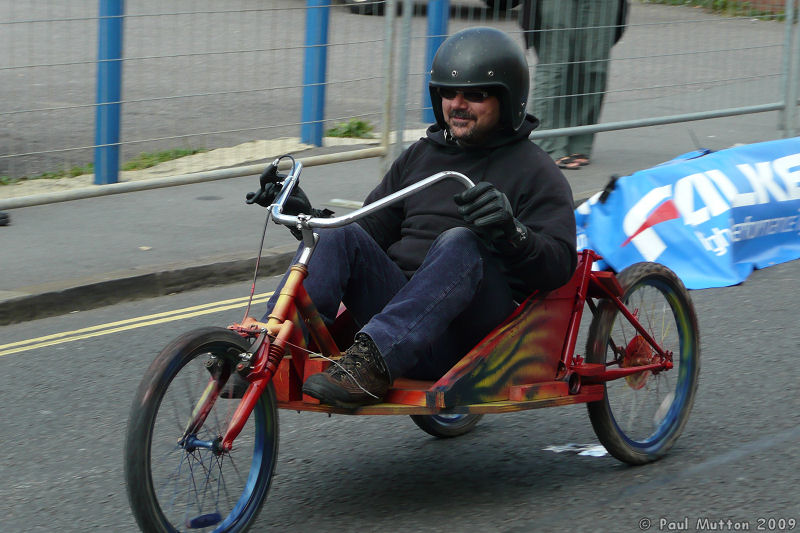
[1,259,798,532]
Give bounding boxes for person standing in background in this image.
[521,0,628,170]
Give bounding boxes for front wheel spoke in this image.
[224,451,245,501]
[155,451,182,513]
[177,359,204,432]
[198,452,224,518]
[160,448,197,518]
[185,450,206,518]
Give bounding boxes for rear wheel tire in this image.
[125,327,279,532]
[410,413,483,438]
[586,263,700,465]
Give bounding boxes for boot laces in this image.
[329,337,375,379]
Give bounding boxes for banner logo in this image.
[577,138,800,288]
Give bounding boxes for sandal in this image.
[555,153,590,170]
[569,153,590,166]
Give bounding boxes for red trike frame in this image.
[213,248,673,452]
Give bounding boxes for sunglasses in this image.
[437,87,491,103]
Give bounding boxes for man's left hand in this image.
[454,182,516,237]
[454,182,530,251]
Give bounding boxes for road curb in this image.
[0,250,295,326]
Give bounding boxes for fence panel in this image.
[1,2,97,179]
[117,1,391,170]
[599,3,788,124]
[1,1,797,184]
[389,0,796,141]
[1,0,390,181]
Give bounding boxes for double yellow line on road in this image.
[0,292,274,358]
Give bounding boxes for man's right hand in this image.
[245,182,313,215]
[245,182,335,240]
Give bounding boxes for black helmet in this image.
[429,26,529,132]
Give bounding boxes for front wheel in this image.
[410,413,483,438]
[125,327,279,532]
[586,263,700,465]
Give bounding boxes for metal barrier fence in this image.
[1,0,798,184]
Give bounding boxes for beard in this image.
[447,111,497,145]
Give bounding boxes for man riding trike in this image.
[125,27,699,533]
[245,26,576,408]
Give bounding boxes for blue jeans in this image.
[264,224,517,380]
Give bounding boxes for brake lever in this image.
[258,159,281,188]
[246,157,289,205]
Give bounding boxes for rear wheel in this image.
[410,413,483,438]
[125,327,279,532]
[586,263,700,465]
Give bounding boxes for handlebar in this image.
[269,160,475,230]
[253,155,477,267]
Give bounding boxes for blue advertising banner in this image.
[576,137,800,289]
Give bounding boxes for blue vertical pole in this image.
[94,0,124,185]
[301,0,330,146]
[422,0,449,124]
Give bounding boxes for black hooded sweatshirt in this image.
[356,114,577,300]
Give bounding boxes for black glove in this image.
[246,181,314,215]
[246,182,335,240]
[454,182,529,252]
[246,159,313,213]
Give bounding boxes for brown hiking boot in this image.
[302,333,391,408]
